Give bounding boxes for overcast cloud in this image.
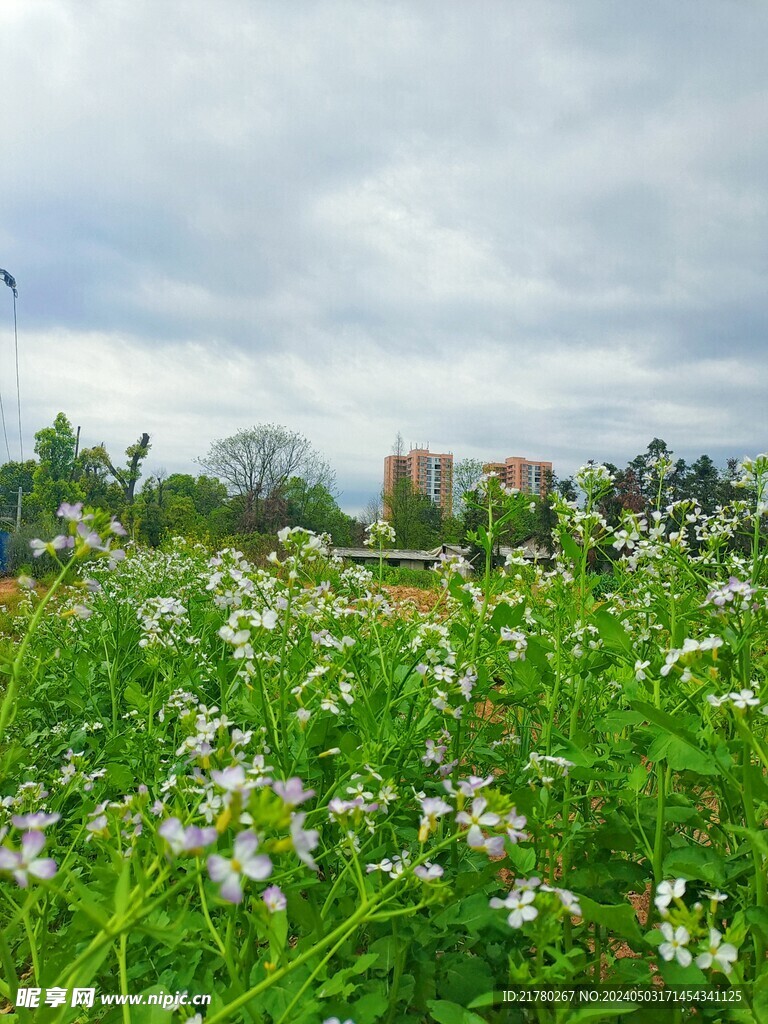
[1,0,766,511]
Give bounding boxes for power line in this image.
[13,291,21,461]
[0,269,17,464]
[0,385,10,461]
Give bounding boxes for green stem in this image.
[652,764,667,885]
[740,735,766,964]
[207,899,373,1024]
[118,932,131,1024]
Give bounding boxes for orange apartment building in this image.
[384,447,453,515]
[484,456,553,497]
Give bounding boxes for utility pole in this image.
[16,486,21,531]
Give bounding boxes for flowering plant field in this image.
[1,459,768,1023]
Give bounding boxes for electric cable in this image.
[0,269,17,463]
[0,373,11,462]
[13,291,22,461]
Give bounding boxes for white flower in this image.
[0,831,58,887]
[654,877,686,914]
[703,889,728,904]
[455,797,501,847]
[422,739,446,766]
[658,923,692,966]
[210,765,255,795]
[418,797,453,841]
[729,688,760,709]
[695,929,738,975]
[490,889,538,929]
[262,885,287,913]
[207,831,272,904]
[414,861,444,882]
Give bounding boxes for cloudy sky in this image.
[1,1,766,512]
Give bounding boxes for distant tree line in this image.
[0,416,362,559]
[0,417,754,569]
[374,435,752,557]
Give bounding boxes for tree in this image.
[163,473,228,516]
[198,424,331,533]
[34,413,78,481]
[384,478,442,550]
[77,432,152,508]
[462,483,539,561]
[361,495,384,527]
[135,472,231,545]
[679,455,722,513]
[284,477,356,544]
[627,438,675,508]
[452,458,484,517]
[105,433,152,505]
[30,413,84,517]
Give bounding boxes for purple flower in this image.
[158,817,217,856]
[414,861,444,882]
[456,775,493,798]
[11,812,60,831]
[210,764,255,795]
[505,808,528,843]
[422,739,446,766]
[290,811,320,870]
[207,831,272,904]
[30,535,73,558]
[0,832,57,888]
[478,834,506,858]
[110,518,128,536]
[76,523,106,551]
[57,502,84,522]
[107,549,126,569]
[272,777,315,807]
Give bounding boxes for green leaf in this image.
[746,907,768,942]
[646,733,719,776]
[559,531,582,565]
[131,989,181,1024]
[597,710,646,732]
[753,966,768,1024]
[592,610,633,654]
[578,895,643,944]
[426,999,489,1024]
[350,952,379,975]
[439,952,495,1005]
[567,1005,639,1022]
[368,936,398,974]
[349,989,390,1024]
[725,825,768,858]
[489,601,525,632]
[113,859,131,917]
[662,846,725,885]
[658,957,707,987]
